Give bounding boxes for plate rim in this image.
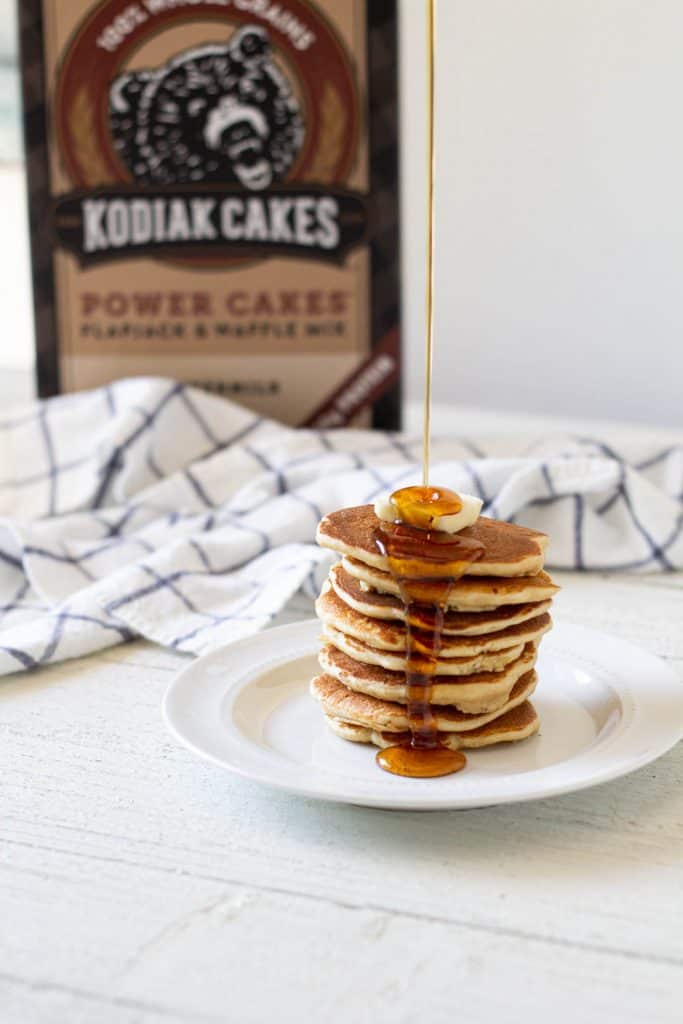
[162,619,683,810]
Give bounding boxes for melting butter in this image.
[374,488,483,534]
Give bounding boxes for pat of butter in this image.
[374,492,483,533]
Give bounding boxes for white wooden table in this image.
[2,408,683,1024]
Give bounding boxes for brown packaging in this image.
[20,0,401,428]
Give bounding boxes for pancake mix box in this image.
[19,0,401,428]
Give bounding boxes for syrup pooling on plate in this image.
[377,743,467,778]
[374,486,485,778]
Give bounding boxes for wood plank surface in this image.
[1,574,682,1022]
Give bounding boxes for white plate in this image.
[163,620,683,810]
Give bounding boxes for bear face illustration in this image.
[109,26,305,190]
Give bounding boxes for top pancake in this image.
[317,505,548,578]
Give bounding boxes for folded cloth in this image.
[0,377,681,676]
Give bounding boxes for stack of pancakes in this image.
[311,505,559,753]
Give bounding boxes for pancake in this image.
[316,582,552,655]
[317,505,548,577]
[311,670,537,733]
[322,623,526,674]
[324,700,540,750]
[329,561,553,635]
[319,641,538,712]
[342,556,559,610]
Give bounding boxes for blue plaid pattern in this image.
[0,377,681,676]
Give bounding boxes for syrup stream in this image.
[423,0,436,488]
[374,496,485,778]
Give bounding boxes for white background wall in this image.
[400,0,683,427]
[1,1,682,426]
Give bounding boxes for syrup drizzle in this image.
[423,0,436,487]
[374,488,485,778]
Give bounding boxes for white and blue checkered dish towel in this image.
[0,377,681,676]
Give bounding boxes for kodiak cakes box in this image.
[19,0,401,428]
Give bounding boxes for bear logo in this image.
[109,25,305,191]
